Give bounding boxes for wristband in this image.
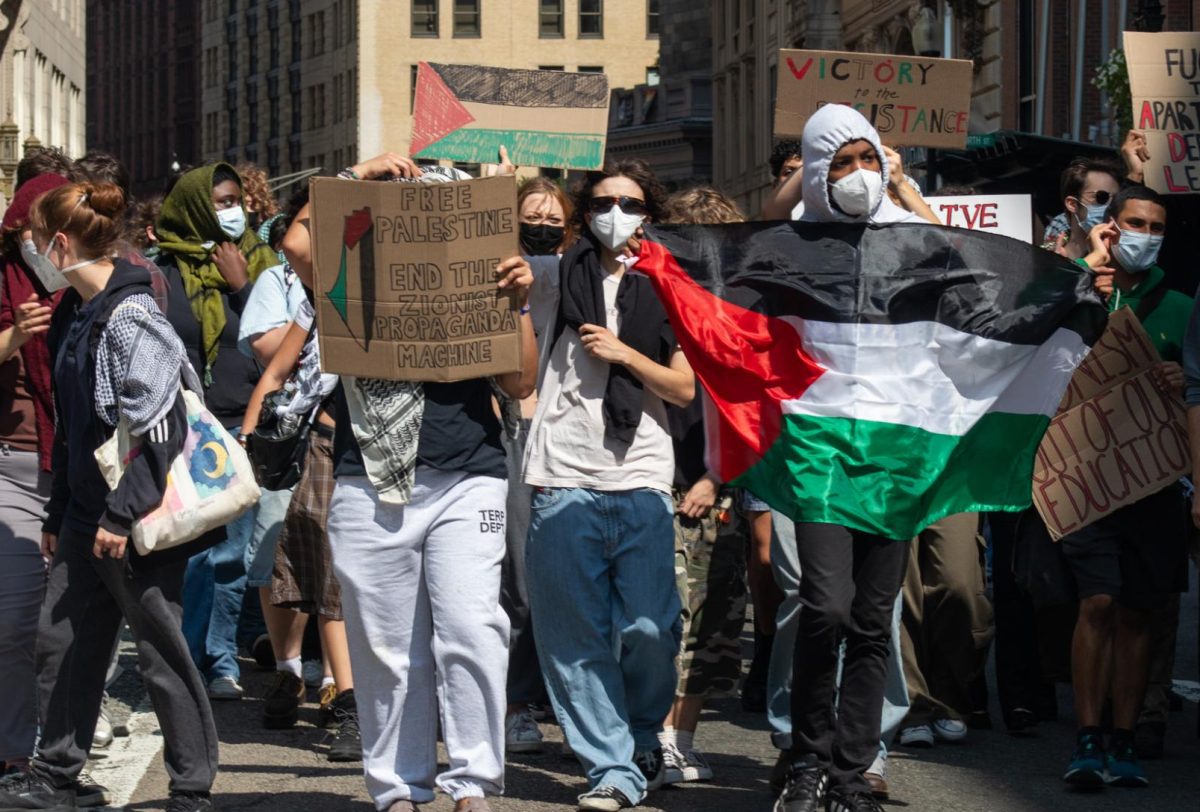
[519,304,531,315]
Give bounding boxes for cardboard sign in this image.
[1125,31,1200,194]
[309,175,523,383]
[1032,309,1189,539]
[773,49,973,148]
[930,194,1033,243]
[411,62,609,170]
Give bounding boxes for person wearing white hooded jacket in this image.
[772,105,920,812]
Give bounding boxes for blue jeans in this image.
[526,487,682,804]
[182,505,258,681]
[767,511,909,754]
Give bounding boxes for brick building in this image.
[86,0,201,197]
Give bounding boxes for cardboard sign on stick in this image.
[309,175,522,383]
[930,194,1033,242]
[411,62,610,170]
[1032,309,1190,540]
[773,49,973,148]
[1125,31,1200,194]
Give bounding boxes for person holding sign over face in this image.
[1066,183,1191,790]
[522,159,695,812]
[318,153,538,812]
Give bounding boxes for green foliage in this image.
[1093,49,1132,134]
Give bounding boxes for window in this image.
[539,0,563,38]
[412,0,437,37]
[647,0,659,38]
[646,67,660,85]
[309,11,325,56]
[578,65,603,73]
[410,64,419,113]
[538,65,565,71]
[333,74,343,122]
[453,0,480,37]
[579,0,602,38]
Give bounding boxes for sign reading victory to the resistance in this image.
[1032,309,1190,540]
[931,194,1033,243]
[309,175,523,383]
[774,49,973,148]
[1125,31,1200,194]
[411,62,610,170]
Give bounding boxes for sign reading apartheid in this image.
[308,175,523,382]
[1125,31,1200,194]
[411,62,610,170]
[930,194,1033,242]
[1032,308,1190,540]
[773,49,974,148]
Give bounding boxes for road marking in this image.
[89,697,163,810]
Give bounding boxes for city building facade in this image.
[87,0,201,196]
[0,0,86,200]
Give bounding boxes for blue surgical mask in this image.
[1113,229,1163,273]
[216,206,247,240]
[1073,200,1108,233]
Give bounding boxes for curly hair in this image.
[16,147,78,191]
[236,162,280,219]
[569,158,667,233]
[663,186,745,225]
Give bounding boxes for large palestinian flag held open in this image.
[637,222,1108,540]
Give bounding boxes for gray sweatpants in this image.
[32,525,219,792]
[0,445,48,762]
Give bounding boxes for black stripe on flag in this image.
[428,63,609,109]
[641,222,1108,348]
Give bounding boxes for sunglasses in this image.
[1082,190,1113,206]
[588,195,648,216]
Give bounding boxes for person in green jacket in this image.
[1067,183,1189,789]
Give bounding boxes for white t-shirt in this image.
[522,269,675,493]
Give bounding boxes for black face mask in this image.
[519,223,565,256]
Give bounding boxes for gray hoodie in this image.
[799,104,925,225]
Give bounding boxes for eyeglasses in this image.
[588,195,648,216]
[1084,190,1113,206]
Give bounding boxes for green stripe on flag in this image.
[735,411,1048,540]
[414,128,606,169]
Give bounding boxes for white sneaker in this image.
[302,659,325,688]
[662,743,713,784]
[898,724,935,748]
[932,718,968,742]
[505,708,544,753]
[92,705,113,749]
[207,675,244,700]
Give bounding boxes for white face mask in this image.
[20,238,70,292]
[1113,229,1163,273]
[589,207,645,252]
[829,168,884,217]
[216,205,247,240]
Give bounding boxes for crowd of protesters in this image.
[0,105,1195,812]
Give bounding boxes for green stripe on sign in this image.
[734,410,1048,540]
[415,128,606,170]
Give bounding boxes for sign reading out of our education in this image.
[1032,309,1190,540]
[930,194,1033,243]
[308,175,523,383]
[1125,31,1200,194]
[773,49,974,148]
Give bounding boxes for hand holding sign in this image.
[352,152,420,180]
[1125,31,1200,193]
[1120,129,1151,183]
[495,255,532,306]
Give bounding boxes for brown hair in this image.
[30,181,127,258]
[1058,157,1124,204]
[236,162,279,219]
[570,157,667,233]
[517,176,576,250]
[663,186,745,225]
[16,147,78,191]
[122,195,163,251]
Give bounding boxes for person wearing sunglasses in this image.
[1052,157,1125,261]
[522,159,695,811]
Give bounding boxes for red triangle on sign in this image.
[411,62,476,156]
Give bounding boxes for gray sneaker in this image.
[207,675,244,700]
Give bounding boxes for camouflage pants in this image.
[673,490,749,698]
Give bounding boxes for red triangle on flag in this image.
[411,62,476,156]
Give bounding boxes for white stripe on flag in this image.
[780,319,1089,437]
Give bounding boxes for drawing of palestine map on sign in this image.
[411,62,610,170]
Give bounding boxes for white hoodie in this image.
[798,104,925,225]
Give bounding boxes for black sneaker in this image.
[251,633,275,671]
[772,758,830,810]
[0,768,75,810]
[772,756,828,812]
[826,788,884,812]
[576,785,633,811]
[633,747,664,792]
[73,771,109,808]
[327,690,362,762]
[262,671,305,730]
[165,790,214,812]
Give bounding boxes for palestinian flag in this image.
[637,222,1108,540]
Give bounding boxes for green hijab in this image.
[156,162,276,380]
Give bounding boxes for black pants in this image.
[790,523,908,793]
[33,525,219,793]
